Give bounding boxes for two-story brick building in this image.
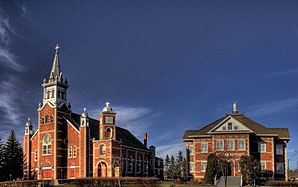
[23,45,163,180]
[183,103,290,182]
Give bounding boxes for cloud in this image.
[262,69,298,78]
[246,97,298,117]
[156,142,185,159]
[88,105,158,140]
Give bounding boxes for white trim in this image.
[258,142,266,153]
[30,129,39,141]
[201,142,208,153]
[201,161,207,172]
[227,139,234,151]
[189,145,194,155]
[237,139,246,151]
[64,117,80,133]
[208,116,254,133]
[189,162,195,172]
[216,139,224,151]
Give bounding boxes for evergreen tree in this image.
[181,158,188,181]
[3,130,24,181]
[169,155,176,179]
[239,155,258,185]
[176,151,184,180]
[204,153,219,184]
[164,154,170,179]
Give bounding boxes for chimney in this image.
[144,132,147,147]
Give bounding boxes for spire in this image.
[102,101,113,113]
[49,44,62,82]
[25,118,32,127]
[232,101,238,114]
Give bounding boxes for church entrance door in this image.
[98,162,107,177]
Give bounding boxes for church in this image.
[23,45,163,180]
[183,103,290,182]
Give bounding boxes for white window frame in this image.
[68,146,73,158]
[73,146,77,158]
[216,140,224,151]
[276,162,284,174]
[228,123,232,130]
[189,162,195,172]
[201,161,207,172]
[238,161,241,172]
[227,139,234,151]
[260,161,266,170]
[238,139,245,151]
[189,146,194,155]
[42,134,52,155]
[258,142,266,153]
[99,144,106,156]
[201,142,208,153]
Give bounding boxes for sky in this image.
[1,0,298,169]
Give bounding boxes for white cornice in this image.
[63,116,80,133]
[30,129,39,141]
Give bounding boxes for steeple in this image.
[49,44,62,83]
[41,44,69,107]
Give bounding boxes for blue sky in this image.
[1,0,298,169]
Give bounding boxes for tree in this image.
[169,155,176,179]
[176,151,184,180]
[239,155,258,185]
[164,155,170,179]
[204,153,219,184]
[181,158,188,181]
[3,130,24,181]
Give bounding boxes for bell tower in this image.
[23,118,33,179]
[42,44,69,107]
[99,102,117,140]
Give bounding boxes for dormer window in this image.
[228,123,232,130]
[222,126,226,130]
[234,126,238,130]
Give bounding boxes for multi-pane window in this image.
[201,142,208,153]
[201,162,207,172]
[189,146,194,155]
[45,115,48,123]
[68,146,73,158]
[42,134,52,155]
[276,144,283,155]
[216,140,223,151]
[128,156,133,173]
[234,126,238,130]
[189,162,194,172]
[73,146,77,158]
[137,157,141,173]
[258,142,266,153]
[222,126,226,130]
[144,159,148,174]
[238,139,245,150]
[238,162,241,172]
[228,123,232,130]
[227,139,234,150]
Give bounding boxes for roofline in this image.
[64,116,80,133]
[209,131,253,134]
[182,138,193,141]
[30,129,39,141]
[121,144,151,153]
[256,134,278,137]
[189,135,212,138]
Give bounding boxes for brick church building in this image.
[23,45,163,180]
[183,103,290,182]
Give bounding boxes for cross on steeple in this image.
[55,44,60,53]
[106,102,110,107]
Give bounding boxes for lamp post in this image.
[9,174,11,182]
[61,169,63,181]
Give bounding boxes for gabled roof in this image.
[66,112,149,150]
[183,114,290,140]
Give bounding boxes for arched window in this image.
[45,115,48,123]
[42,134,52,155]
[73,146,77,158]
[106,128,112,138]
[68,146,72,158]
[46,91,49,99]
[99,144,106,155]
[51,90,55,98]
[49,116,53,123]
